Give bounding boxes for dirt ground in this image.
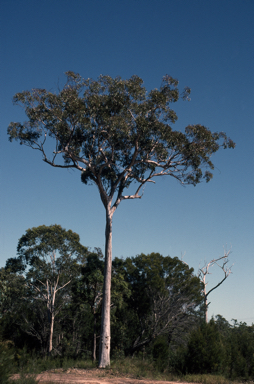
[11,367,197,383]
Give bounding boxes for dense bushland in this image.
[0,234,253,382]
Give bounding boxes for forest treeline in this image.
[0,225,253,380]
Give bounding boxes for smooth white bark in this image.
[98,208,113,368]
[29,268,71,355]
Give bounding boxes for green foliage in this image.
[185,319,225,374]
[2,224,254,381]
[4,225,89,356]
[0,341,14,383]
[228,321,254,379]
[2,352,253,384]
[79,251,104,312]
[7,224,88,275]
[0,268,26,314]
[182,317,254,381]
[8,72,235,206]
[108,357,252,383]
[152,336,170,372]
[112,253,203,355]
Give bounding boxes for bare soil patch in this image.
[11,367,196,383]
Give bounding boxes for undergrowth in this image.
[6,354,254,384]
[9,371,39,384]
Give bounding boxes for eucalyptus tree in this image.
[5,224,88,355]
[8,72,235,366]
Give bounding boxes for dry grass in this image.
[8,357,254,384]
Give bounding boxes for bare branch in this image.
[198,247,233,322]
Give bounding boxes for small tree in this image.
[7,72,235,366]
[185,319,226,374]
[5,224,88,355]
[198,249,233,322]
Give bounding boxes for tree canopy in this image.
[5,224,89,355]
[8,72,235,210]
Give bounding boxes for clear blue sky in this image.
[1,0,253,325]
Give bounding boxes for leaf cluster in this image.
[6,224,88,279]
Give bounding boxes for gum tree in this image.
[7,72,235,367]
[5,224,88,355]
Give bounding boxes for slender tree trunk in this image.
[49,314,55,353]
[98,207,113,368]
[93,315,97,361]
[49,285,56,354]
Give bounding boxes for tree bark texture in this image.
[98,209,113,368]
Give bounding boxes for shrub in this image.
[152,336,169,372]
[185,319,225,374]
[0,340,14,384]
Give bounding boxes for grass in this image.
[182,374,254,383]
[183,373,240,383]
[108,356,177,380]
[7,355,254,384]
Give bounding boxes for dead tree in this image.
[198,248,233,322]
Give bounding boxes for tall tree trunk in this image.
[98,208,113,368]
